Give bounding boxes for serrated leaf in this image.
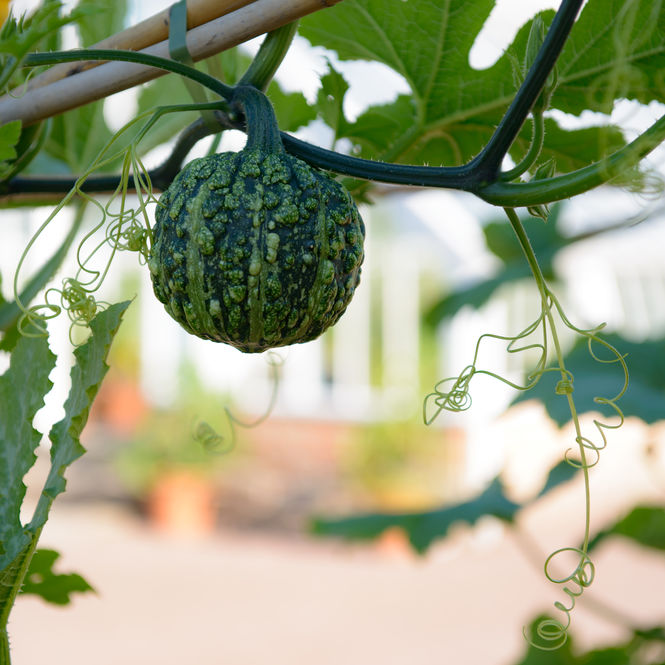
[19,548,93,605]
[0,2,94,89]
[588,506,665,552]
[0,333,56,571]
[512,334,665,426]
[300,0,662,174]
[29,301,130,531]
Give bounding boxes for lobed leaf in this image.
[300,0,663,174]
[311,460,576,554]
[19,548,94,605]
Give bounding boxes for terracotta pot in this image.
[146,471,216,535]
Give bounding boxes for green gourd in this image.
[149,85,365,353]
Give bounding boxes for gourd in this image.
[148,85,365,353]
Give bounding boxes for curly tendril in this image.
[13,102,218,342]
[525,548,595,650]
[426,207,628,650]
[192,352,284,455]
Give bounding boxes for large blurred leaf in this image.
[40,0,127,173]
[426,206,567,325]
[312,460,577,554]
[588,505,665,553]
[300,0,664,172]
[19,548,93,605]
[513,334,665,426]
[75,0,125,47]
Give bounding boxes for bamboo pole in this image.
[25,0,259,91]
[0,0,342,127]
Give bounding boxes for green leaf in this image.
[517,615,632,663]
[0,2,96,89]
[19,548,94,605]
[266,82,316,134]
[315,61,350,141]
[0,303,126,636]
[300,0,661,174]
[552,0,665,115]
[43,101,114,174]
[37,0,128,174]
[0,120,21,162]
[425,206,566,325]
[588,506,665,552]
[311,476,519,553]
[29,301,130,531]
[134,74,199,157]
[75,0,126,48]
[0,333,56,571]
[0,542,33,628]
[513,334,665,426]
[312,460,577,554]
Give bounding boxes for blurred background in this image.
[3,0,665,663]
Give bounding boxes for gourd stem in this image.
[233,85,284,154]
[239,22,299,92]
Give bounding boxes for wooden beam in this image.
[0,0,342,126]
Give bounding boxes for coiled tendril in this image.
[192,352,284,455]
[13,101,224,343]
[425,207,628,649]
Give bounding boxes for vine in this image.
[425,206,628,648]
[0,1,661,659]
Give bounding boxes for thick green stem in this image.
[232,86,283,154]
[239,22,299,92]
[23,48,233,99]
[471,0,583,181]
[479,112,665,205]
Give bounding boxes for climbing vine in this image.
[2,0,665,662]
